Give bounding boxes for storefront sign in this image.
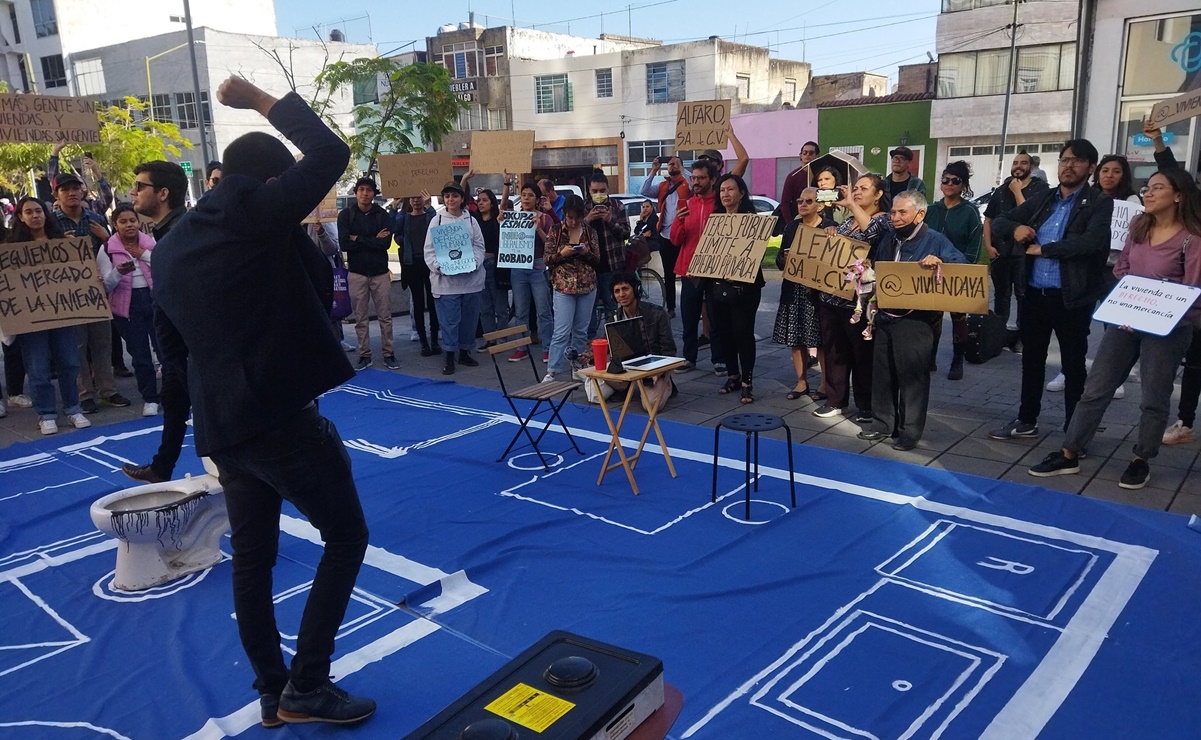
[1093,275,1201,336]
[0,237,111,335]
[451,79,477,102]
[875,262,990,314]
[781,224,870,299]
[686,212,776,283]
[498,211,537,269]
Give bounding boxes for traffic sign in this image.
[180,161,193,177]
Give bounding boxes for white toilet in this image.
[90,457,230,591]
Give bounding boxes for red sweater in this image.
[669,193,717,278]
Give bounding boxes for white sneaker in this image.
[0,400,5,418]
[1162,420,1196,446]
[39,419,58,435]
[67,413,92,429]
[542,373,556,383]
[9,393,32,408]
[142,402,160,416]
[1045,373,1066,392]
[1113,384,1125,399]
[340,341,356,353]
[410,329,419,342]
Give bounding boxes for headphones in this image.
[611,274,641,300]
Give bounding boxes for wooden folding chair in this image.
[484,325,584,470]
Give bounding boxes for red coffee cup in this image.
[592,338,609,371]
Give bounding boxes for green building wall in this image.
[817,101,936,186]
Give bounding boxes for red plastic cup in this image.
[592,338,609,371]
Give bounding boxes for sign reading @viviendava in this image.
[1147,88,1201,131]
[1110,200,1144,253]
[874,262,990,314]
[781,223,871,299]
[686,212,776,283]
[0,94,101,145]
[1092,275,1201,336]
[0,237,112,335]
[430,221,477,275]
[675,99,732,149]
[498,211,537,269]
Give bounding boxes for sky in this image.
[273,0,942,88]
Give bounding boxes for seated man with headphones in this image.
[605,272,678,411]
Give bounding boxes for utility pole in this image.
[996,0,1021,185]
[183,0,212,182]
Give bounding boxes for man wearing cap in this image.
[887,147,926,201]
[52,170,131,414]
[338,176,396,371]
[424,181,486,375]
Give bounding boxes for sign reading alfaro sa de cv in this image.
[675,100,731,150]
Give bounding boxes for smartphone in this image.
[816,188,839,204]
[571,244,584,250]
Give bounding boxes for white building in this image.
[1078,0,1201,180]
[931,0,1080,187]
[72,27,375,192]
[0,0,275,95]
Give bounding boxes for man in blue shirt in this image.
[989,139,1113,439]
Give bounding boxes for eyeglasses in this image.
[801,150,817,157]
[941,176,962,186]
[797,198,816,204]
[1145,183,1173,194]
[1058,156,1089,167]
[209,177,220,186]
[131,180,155,192]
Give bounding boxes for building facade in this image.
[931,0,1079,187]
[1079,0,1201,180]
[818,96,938,187]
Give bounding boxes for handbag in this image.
[964,311,1008,364]
[708,279,745,303]
[330,251,352,320]
[625,234,651,272]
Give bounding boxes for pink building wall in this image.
[718,108,819,199]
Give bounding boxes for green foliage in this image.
[317,59,466,168]
[0,96,192,195]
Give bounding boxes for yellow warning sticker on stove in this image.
[484,682,575,732]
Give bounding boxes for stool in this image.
[712,413,796,521]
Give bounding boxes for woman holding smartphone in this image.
[101,203,160,417]
[544,195,599,381]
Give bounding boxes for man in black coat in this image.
[152,76,374,727]
[989,139,1113,440]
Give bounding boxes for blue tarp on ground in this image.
[2,369,1200,738]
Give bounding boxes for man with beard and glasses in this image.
[989,139,1112,441]
[983,150,1050,350]
[670,159,722,374]
[640,154,691,315]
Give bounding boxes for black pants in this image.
[680,279,721,366]
[819,302,874,413]
[658,236,679,311]
[406,267,439,346]
[210,404,369,696]
[708,287,761,379]
[3,338,24,396]
[110,321,127,369]
[151,305,191,478]
[1179,328,1201,428]
[991,254,1025,326]
[1018,288,1092,428]
[871,318,934,444]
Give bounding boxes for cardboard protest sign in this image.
[1110,200,1144,253]
[430,221,477,275]
[498,211,537,269]
[675,99,731,149]
[1093,275,1201,336]
[0,94,100,145]
[0,237,111,335]
[1148,88,1201,130]
[875,262,990,314]
[470,130,535,174]
[686,213,776,284]
[377,152,454,198]
[302,188,339,224]
[780,224,871,299]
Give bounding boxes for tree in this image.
[317,59,466,170]
[0,95,192,195]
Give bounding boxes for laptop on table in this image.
[604,316,682,372]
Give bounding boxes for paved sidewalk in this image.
[6,270,1199,516]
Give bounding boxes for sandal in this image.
[740,381,754,404]
[786,382,810,401]
[718,375,741,394]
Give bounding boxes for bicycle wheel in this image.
[638,267,666,307]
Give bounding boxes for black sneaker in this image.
[80,398,99,414]
[122,463,168,484]
[698,334,711,347]
[813,405,843,419]
[383,355,399,370]
[989,419,1038,440]
[1029,451,1079,477]
[260,693,282,729]
[857,430,887,441]
[354,356,372,372]
[104,393,132,407]
[852,410,873,423]
[1119,459,1151,490]
[277,679,376,725]
[458,351,479,368]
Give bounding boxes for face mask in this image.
[591,193,607,205]
[894,221,919,240]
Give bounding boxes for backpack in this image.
[964,312,1008,364]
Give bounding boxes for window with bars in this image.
[73,58,105,96]
[535,74,571,114]
[484,46,503,76]
[627,139,676,180]
[646,60,685,104]
[175,92,198,129]
[40,54,66,88]
[31,0,56,37]
[595,68,613,98]
[152,93,174,123]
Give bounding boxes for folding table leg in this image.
[784,424,796,508]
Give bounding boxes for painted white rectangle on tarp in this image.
[1092,274,1201,336]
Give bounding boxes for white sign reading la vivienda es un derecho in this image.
[498,211,537,269]
[1093,275,1201,337]
[0,237,111,336]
